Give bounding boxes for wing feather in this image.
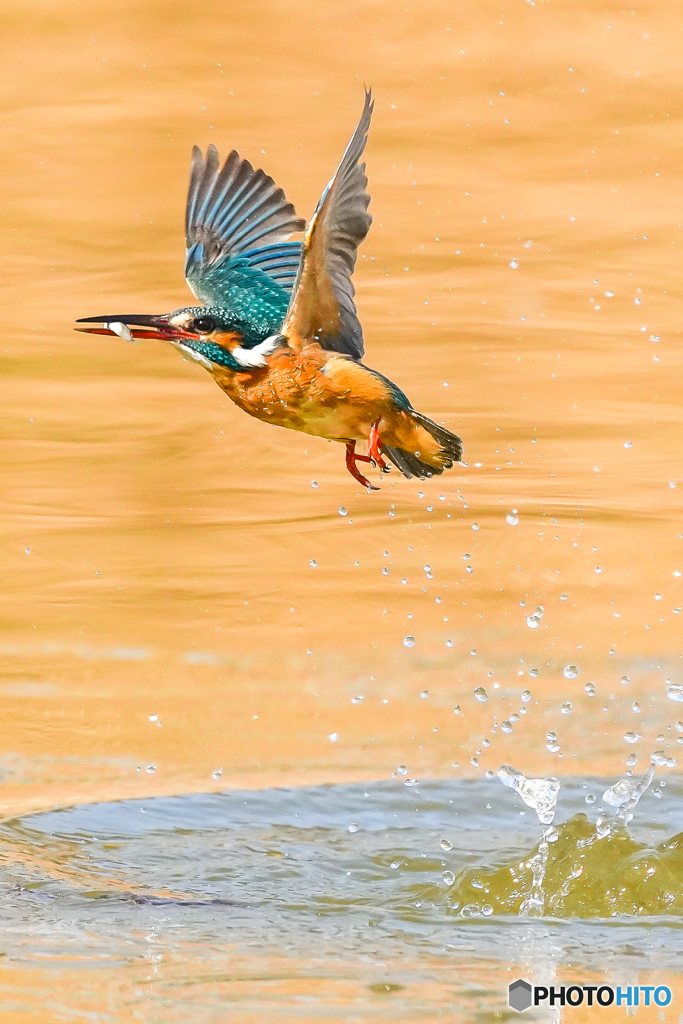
[185,145,305,315]
[282,90,373,360]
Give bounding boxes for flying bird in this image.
[76,91,462,489]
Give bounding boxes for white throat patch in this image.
[232,334,283,368]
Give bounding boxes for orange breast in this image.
[210,346,398,443]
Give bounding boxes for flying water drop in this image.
[666,681,683,702]
[526,606,544,629]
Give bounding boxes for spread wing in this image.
[282,90,373,360]
[185,146,306,331]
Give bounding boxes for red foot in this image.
[345,441,380,490]
[368,420,390,472]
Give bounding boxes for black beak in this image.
[74,314,195,341]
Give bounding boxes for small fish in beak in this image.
[108,321,137,344]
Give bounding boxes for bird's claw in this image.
[368,420,390,472]
[345,441,380,490]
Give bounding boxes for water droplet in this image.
[584,681,597,696]
[348,823,359,833]
[655,593,662,601]
[632,701,640,714]
[527,614,541,629]
[453,705,461,715]
[310,559,318,568]
[585,793,596,804]
[521,689,532,702]
[211,768,223,781]
[624,440,633,448]
[501,719,513,733]
[338,506,348,516]
[420,689,429,699]
[509,258,519,269]
[544,826,559,842]
[403,635,416,648]
[390,860,401,870]
[474,686,488,702]
[472,523,479,531]
[463,553,471,560]
[423,564,432,573]
[440,838,453,851]
[396,765,408,776]
[351,695,364,704]
[560,593,568,602]
[621,675,630,685]
[528,668,539,679]
[666,682,683,702]
[442,870,455,884]
[651,750,667,766]
[381,567,389,576]
[311,480,318,488]
[329,732,338,742]
[470,756,479,767]
[560,701,573,714]
[563,665,579,679]
[481,903,494,916]
[146,764,156,774]
[596,817,611,838]
[404,777,419,787]
[624,731,641,744]
[626,753,638,767]
[506,511,519,526]
[675,721,683,732]
[148,715,158,722]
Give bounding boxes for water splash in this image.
[519,828,552,917]
[601,757,662,825]
[496,764,560,824]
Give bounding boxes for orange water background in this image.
[2,0,683,1019]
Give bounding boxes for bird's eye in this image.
[193,316,216,334]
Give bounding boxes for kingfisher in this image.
[76,91,462,489]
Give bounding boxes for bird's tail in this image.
[383,411,462,480]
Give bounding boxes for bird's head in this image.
[75,306,285,371]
